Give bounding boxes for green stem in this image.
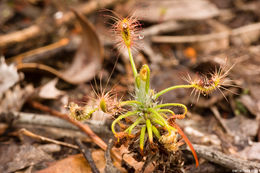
[127,47,137,77]
[140,64,150,93]
[151,125,161,139]
[157,109,174,114]
[154,84,193,99]
[111,111,139,135]
[151,117,165,126]
[148,108,171,133]
[124,117,143,135]
[155,103,187,116]
[146,119,153,143]
[120,100,142,106]
[140,125,146,152]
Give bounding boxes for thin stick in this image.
[151,22,260,44]
[141,20,190,37]
[7,38,70,64]
[187,144,260,170]
[0,0,124,49]
[210,106,234,136]
[105,139,121,173]
[19,128,78,149]
[28,100,122,162]
[75,139,100,173]
[152,31,229,43]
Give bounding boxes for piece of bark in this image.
[187,144,260,170]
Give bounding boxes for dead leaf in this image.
[238,94,260,118]
[0,84,34,112]
[0,143,53,173]
[37,151,105,173]
[62,10,103,84]
[0,57,19,98]
[239,142,260,161]
[38,78,65,99]
[17,10,103,85]
[113,145,144,172]
[134,0,219,22]
[218,114,258,141]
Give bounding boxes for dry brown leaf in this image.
[133,0,219,22]
[239,94,260,118]
[61,10,103,84]
[0,57,19,98]
[0,143,53,173]
[17,10,103,85]
[113,145,145,172]
[239,142,260,161]
[38,78,65,99]
[0,84,34,112]
[37,151,106,173]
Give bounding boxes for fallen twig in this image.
[0,0,125,49]
[210,106,234,136]
[28,100,122,162]
[7,38,70,64]
[19,128,79,149]
[2,111,76,129]
[1,111,112,138]
[151,22,260,43]
[16,123,89,140]
[152,31,229,43]
[141,21,190,37]
[75,138,100,173]
[105,139,121,173]
[187,144,260,170]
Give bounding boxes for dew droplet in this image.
[138,35,144,40]
[54,11,63,19]
[122,23,128,29]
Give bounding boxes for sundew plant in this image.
[68,12,233,171]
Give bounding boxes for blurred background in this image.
[1,0,260,172]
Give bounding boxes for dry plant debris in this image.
[1,0,260,172]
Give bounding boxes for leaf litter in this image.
[1,0,260,172]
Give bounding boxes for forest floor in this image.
[1,0,260,172]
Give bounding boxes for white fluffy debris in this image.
[0,57,19,98]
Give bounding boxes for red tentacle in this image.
[171,122,199,167]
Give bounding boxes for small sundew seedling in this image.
[68,11,236,171]
[67,75,122,122]
[66,102,96,121]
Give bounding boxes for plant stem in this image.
[157,109,174,115]
[151,125,161,139]
[146,119,153,143]
[111,111,139,135]
[124,117,142,135]
[140,126,146,152]
[127,47,137,77]
[154,84,193,99]
[120,100,141,106]
[151,117,165,126]
[155,103,187,117]
[148,108,171,133]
